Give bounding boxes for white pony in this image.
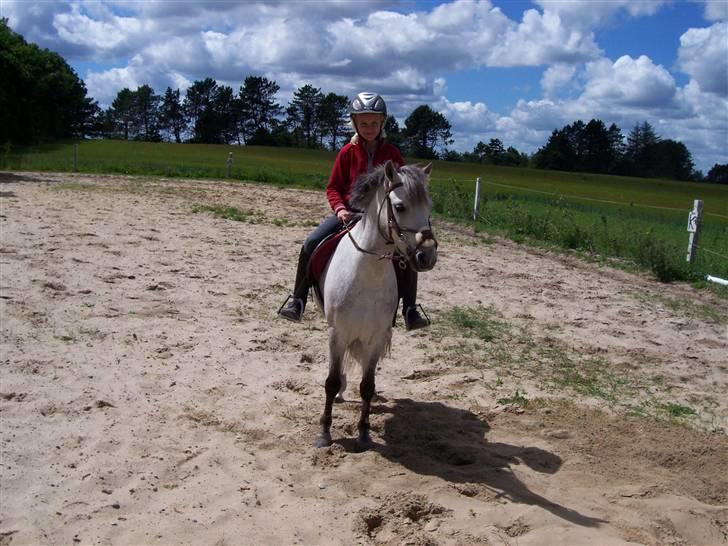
[314,160,438,449]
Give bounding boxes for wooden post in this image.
[686,199,703,263]
[473,177,482,221]
[73,144,78,172]
[226,152,233,177]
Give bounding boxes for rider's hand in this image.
[337,209,353,224]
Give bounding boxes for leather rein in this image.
[343,181,437,270]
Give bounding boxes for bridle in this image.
[344,180,438,270]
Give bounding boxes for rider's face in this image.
[354,113,385,142]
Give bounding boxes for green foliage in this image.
[662,403,697,418]
[497,390,530,408]
[0,18,90,144]
[429,174,728,283]
[192,204,255,223]
[706,163,728,184]
[435,306,510,342]
[403,105,453,159]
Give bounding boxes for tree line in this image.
[2,18,726,183]
[82,78,459,160]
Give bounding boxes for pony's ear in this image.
[384,160,399,190]
[422,162,433,176]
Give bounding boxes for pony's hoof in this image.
[334,395,345,404]
[355,433,372,452]
[314,433,332,448]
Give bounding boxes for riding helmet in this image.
[349,92,387,117]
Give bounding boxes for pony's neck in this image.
[352,188,391,256]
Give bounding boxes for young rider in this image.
[277,92,429,330]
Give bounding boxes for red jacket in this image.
[326,140,404,214]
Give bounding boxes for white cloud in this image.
[85,63,139,102]
[583,55,677,108]
[535,0,667,28]
[53,6,145,53]
[697,0,728,21]
[436,96,499,132]
[677,22,728,96]
[484,8,602,66]
[541,64,577,98]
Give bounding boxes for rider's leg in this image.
[279,215,342,322]
[396,262,430,331]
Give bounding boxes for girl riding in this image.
[278,92,429,331]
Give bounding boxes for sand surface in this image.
[1,171,727,546]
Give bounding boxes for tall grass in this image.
[3,139,727,283]
[430,179,727,282]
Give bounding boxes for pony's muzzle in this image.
[413,229,438,271]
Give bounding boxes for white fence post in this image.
[686,199,703,263]
[226,152,233,177]
[473,177,482,221]
[706,275,728,286]
[73,144,78,172]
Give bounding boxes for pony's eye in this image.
[394,203,406,212]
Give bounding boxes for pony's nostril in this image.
[415,251,429,268]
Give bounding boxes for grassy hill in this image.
[3,139,727,283]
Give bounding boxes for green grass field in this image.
[3,139,727,283]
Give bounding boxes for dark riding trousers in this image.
[303,215,343,256]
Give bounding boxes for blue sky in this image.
[2,0,727,171]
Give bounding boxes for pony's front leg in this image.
[356,364,376,450]
[314,332,344,448]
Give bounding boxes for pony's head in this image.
[350,161,438,272]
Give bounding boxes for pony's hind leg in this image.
[335,373,347,403]
[315,331,345,448]
[356,362,377,450]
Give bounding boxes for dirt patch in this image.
[1,171,727,545]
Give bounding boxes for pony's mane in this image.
[349,164,430,211]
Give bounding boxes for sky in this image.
[2,0,727,172]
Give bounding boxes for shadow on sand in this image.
[335,398,605,528]
[0,172,46,185]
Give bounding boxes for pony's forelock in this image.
[349,163,430,211]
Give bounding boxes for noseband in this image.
[345,180,438,269]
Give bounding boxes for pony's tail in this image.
[342,333,392,375]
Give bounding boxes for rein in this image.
[344,180,437,269]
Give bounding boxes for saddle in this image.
[308,222,353,307]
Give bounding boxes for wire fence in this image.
[697,245,728,261]
[429,174,727,283]
[429,176,728,220]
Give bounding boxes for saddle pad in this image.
[309,227,349,286]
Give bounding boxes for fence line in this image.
[697,245,728,261]
[429,176,728,220]
[471,210,728,266]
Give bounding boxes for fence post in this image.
[73,144,78,172]
[686,199,703,263]
[473,177,482,221]
[226,152,233,177]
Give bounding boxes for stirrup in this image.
[278,294,304,322]
[404,304,430,331]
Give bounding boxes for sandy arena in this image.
[1,171,727,545]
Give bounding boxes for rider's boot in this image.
[278,247,310,322]
[397,263,430,331]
